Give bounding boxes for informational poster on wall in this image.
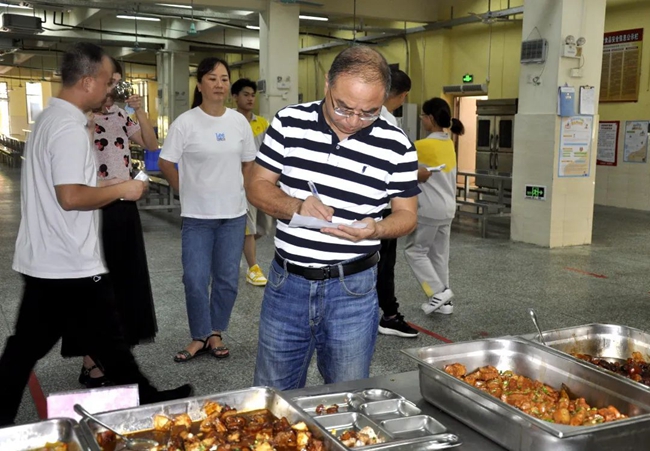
[623,121,649,163]
[596,121,619,166]
[558,116,593,177]
[600,28,643,102]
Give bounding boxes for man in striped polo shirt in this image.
[247,45,419,390]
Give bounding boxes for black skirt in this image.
[61,201,158,357]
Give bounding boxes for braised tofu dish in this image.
[96,401,324,451]
[444,363,628,426]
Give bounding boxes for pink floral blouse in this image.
[93,105,140,181]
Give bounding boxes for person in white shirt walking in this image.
[159,57,256,363]
[0,42,191,427]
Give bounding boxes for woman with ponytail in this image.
[158,57,256,362]
[404,97,464,316]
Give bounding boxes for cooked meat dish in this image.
[444,363,628,426]
[339,426,384,447]
[572,351,650,386]
[314,404,339,415]
[96,401,324,451]
[31,444,67,451]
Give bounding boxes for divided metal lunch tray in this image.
[292,388,461,450]
[78,386,347,451]
[403,337,650,451]
[0,418,95,451]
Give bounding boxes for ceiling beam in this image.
[66,7,111,27]
[299,6,524,54]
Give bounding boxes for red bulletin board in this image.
[597,121,620,166]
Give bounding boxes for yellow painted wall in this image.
[8,85,27,138]
[594,1,650,210]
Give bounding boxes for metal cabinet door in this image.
[476,116,494,152]
[495,115,514,153]
[494,151,513,190]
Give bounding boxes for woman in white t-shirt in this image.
[159,57,256,362]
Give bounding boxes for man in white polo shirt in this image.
[0,42,191,426]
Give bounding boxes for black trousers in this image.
[61,201,157,356]
[0,274,157,426]
[377,209,399,317]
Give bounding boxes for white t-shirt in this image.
[13,98,107,279]
[380,106,398,126]
[160,107,256,219]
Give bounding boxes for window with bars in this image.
[130,79,149,114]
[26,82,43,124]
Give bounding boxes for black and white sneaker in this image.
[378,313,419,338]
[421,288,454,315]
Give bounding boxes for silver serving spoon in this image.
[528,308,547,346]
[74,404,159,451]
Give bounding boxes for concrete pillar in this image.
[156,41,190,139]
[259,0,299,119]
[511,0,606,247]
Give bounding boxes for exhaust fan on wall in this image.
[443,84,488,95]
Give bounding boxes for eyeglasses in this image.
[328,91,380,122]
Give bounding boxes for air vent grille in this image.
[521,39,548,64]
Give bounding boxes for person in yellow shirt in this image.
[232,78,272,286]
[405,97,464,315]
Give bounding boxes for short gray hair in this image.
[327,45,391,98]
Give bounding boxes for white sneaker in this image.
[421,289,454,315]
[435,301,454,315]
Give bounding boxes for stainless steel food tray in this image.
[0,418,95,451]
[403,337,650,451]
[520,323,650,362]
[78,386,346,451]
[292,388,461,450]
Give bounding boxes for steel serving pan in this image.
[78,386,346,451]
[0,418,96,451]
[519,323,650,362]
[403,337,650,451]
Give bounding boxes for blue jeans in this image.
[181,215,246,339]
[253,258,379,390]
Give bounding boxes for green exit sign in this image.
[525,185,546,200]
[462,73,473,83]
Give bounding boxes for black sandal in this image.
[174,337,210,363]
[78,364,112,388]
[208,333,230,359]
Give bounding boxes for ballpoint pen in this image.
[307,180,322,201]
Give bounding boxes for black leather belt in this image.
[275,252,379,281]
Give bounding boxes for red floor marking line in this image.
[564,267,608,279]
[28,371,47,419]
[407,322,454,343]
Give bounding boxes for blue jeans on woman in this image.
[253,257,379,390]
[181,215,246,340]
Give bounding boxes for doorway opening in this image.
[453,95,487,186]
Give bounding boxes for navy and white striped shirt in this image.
[256,100,419,267]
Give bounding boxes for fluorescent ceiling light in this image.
[299,15,328,21]
[0,2,32,8]
[246,25,260,30]
[116,15,161,22]
[155,3,192,8]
